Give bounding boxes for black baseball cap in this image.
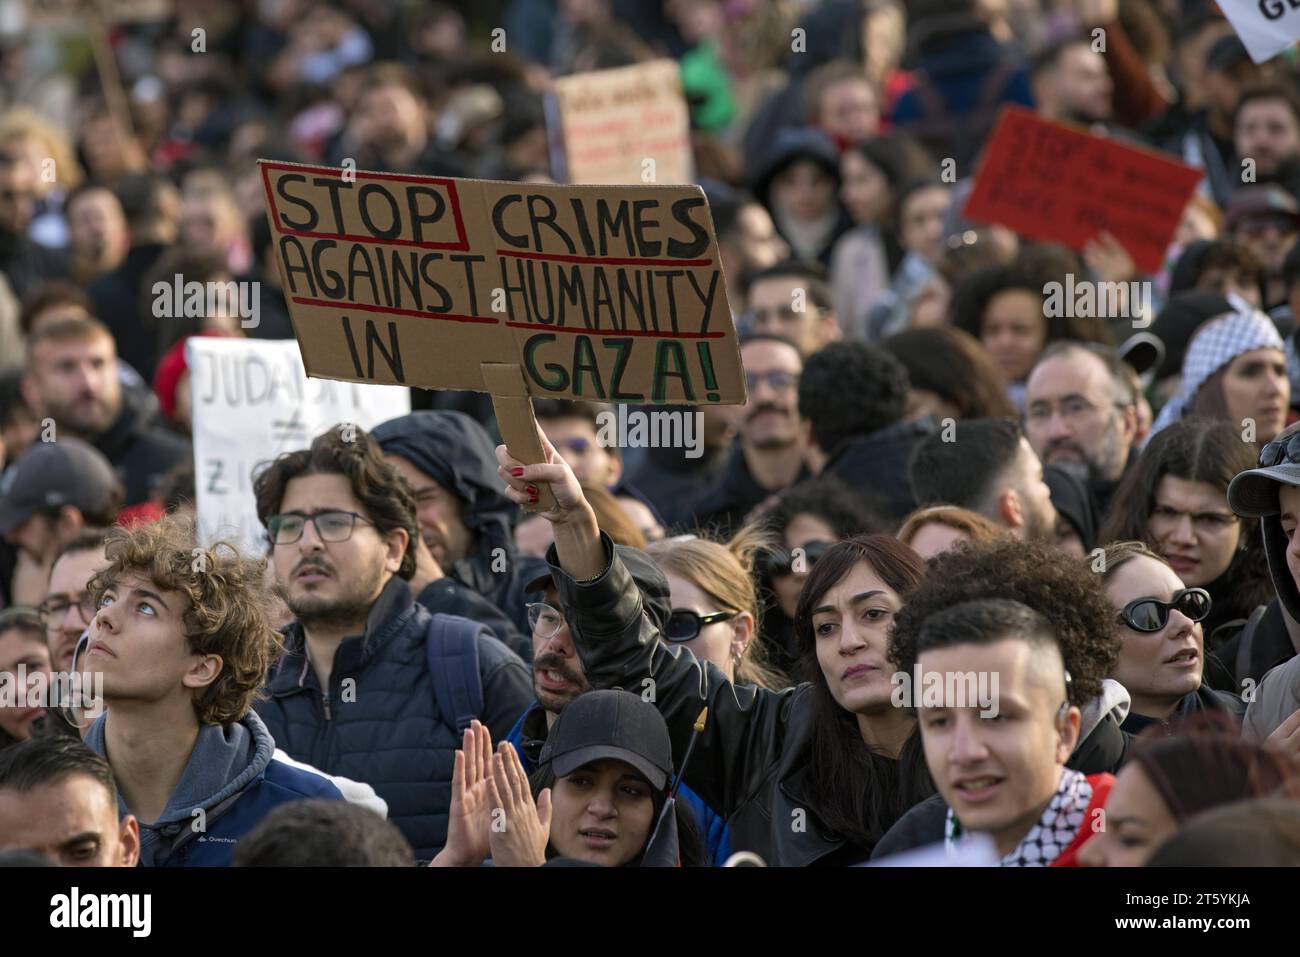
[537,689,673,790]
[525,544,672,631]
[0,438,120,535]
[1228,429,1300,517]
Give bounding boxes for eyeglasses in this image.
[1025,396,1132,424]
[1235,216,1298,238]
[36,594,95,627]
[664,609,738,642]
[268,510,374,545]
[1118,587,1212,633]
[745,370,799,392]
[761,539,833,578]
[527,602,567,640]
[1258,433,1300,468]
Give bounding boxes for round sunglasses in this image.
[1117,587,1212,633]
[664,609,737,642]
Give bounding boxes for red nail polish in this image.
[510,467,524,477]
[529,494,539,504]
[526,485,538,495]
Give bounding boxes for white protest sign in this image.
[189,337,410,552]
[1218,0,1300,64]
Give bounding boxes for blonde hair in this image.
[647,525,788,690]
[1097,539,1169,583]
[581,485,646,549]
[897,505,1008,547]
[0,109,84,190]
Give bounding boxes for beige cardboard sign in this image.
[549,59,693,185]
[27,0,172,23]
[260,160,744,408]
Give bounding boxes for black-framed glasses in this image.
[527,602,567,640]
[745,370,799,392]
[664,609,737,642]
[1258,433,1300,468]
[268,510,374,545]
[1118,588,1212,633]
[36,594,95,628]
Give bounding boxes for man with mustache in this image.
[688,334,810,537]
[253,425,532,859]
[1024,342,1138,516]
[20,317,188,506]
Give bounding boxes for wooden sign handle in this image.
[481,363,558,512]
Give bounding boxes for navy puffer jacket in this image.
[255,577,534,859]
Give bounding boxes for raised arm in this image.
[496,429,804,818]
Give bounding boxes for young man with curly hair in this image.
[81,516,343,866]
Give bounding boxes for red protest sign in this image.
[962,107,1203,274]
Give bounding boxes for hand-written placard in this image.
[962,107,1203,274]
[1218,0,1300,64]
[260,160,745,406]
[188,337,409,553]
[549,59,693,185]
[26,0,173,23]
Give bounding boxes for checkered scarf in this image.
[944,768,1092,867]
[1149,307,1285,440]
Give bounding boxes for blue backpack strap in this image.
[425,613,485,733]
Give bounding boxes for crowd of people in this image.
[3,0,1300,869]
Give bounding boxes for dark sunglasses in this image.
[664,609,737,642]
[761,539,833,578]
[1258,433,1300,468]
[1118,588,1212,633]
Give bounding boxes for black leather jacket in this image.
[552,533,868,866]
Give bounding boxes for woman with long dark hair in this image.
[1099,417,1272,658]
[496,429,934,865]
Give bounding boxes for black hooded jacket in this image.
[371,411,548,637]
[93,385,191,506]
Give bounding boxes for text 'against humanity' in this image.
[270,173,721,334]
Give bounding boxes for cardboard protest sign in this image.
[1218,0,1300,64]
[188,337,409,552]
[548,59,693,185]
[259,160,742,402]
[260,159,742,510]
[963,107,1203,274]
[26,0,173,24]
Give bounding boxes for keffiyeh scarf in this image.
[944,768,1093,867]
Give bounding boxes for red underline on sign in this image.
[495,249,713,267]
[290,297,499,324]
[259,159,470,250]
[506,322,724,339]
[275,229,472,250]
